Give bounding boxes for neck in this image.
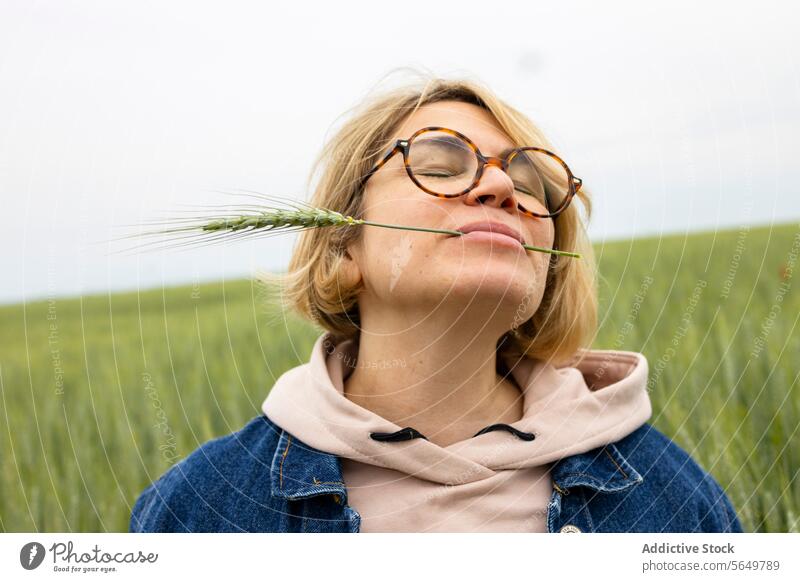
[342,309,524,447]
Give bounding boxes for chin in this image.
[443,267,536,305]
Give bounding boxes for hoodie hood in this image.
[261,332,652,486]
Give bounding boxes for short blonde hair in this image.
[268,70,598,366]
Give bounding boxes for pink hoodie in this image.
[262,332,652,532]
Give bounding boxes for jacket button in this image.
[559,524,582,533]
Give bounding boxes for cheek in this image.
[525,218,556,248]
[358,192,453,274]
[363,188,443,227]
[524,220,556,273]
[356,224,432,297]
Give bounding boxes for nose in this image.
[462,158,516,210]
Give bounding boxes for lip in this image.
[453,221,526,246]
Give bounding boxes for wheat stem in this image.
[362,219,581,257]
[196,212,581,258]
[119,194,582,259]
[359,220,463,237]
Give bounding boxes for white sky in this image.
[1,0,798,303]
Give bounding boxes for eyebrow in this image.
[409,133,519,158]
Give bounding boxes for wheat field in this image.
[1,222,798,532]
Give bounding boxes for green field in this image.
[1,222,799,532]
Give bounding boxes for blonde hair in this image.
[265,69,598,366]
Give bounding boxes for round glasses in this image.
[358,126,582,218]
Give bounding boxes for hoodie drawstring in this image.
[473,423,536,441]
[370,427,428,442]
[370,423,535,443]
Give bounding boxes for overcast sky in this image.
[1,0,798,304]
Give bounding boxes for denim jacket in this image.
[129,414,743,533]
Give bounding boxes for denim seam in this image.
[547,488,562,532]
[606,443,644,483]
[558,471,614,482]
[312,476,345,486]
[557,472,640,494]
[279,434,292,490]
[286,486,346,501]
[603,446,629,479]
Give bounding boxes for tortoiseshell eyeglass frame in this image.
[357,126,583,219]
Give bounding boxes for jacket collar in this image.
[270,425,644,502]
[270,429,349,504]
[550,442,644,494]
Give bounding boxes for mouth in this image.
[452,220,526,249]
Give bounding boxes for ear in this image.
[339,242,363,288]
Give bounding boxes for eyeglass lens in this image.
[406,130,571,216]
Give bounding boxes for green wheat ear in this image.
[200,208,351,232]
[111,191,581,259]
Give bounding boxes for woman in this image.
[130,75,743,533]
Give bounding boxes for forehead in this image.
[393,101,517,156]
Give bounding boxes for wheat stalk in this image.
[112,191,581,258]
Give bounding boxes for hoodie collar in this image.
[262,332,652,486]
[268,421,644,504]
